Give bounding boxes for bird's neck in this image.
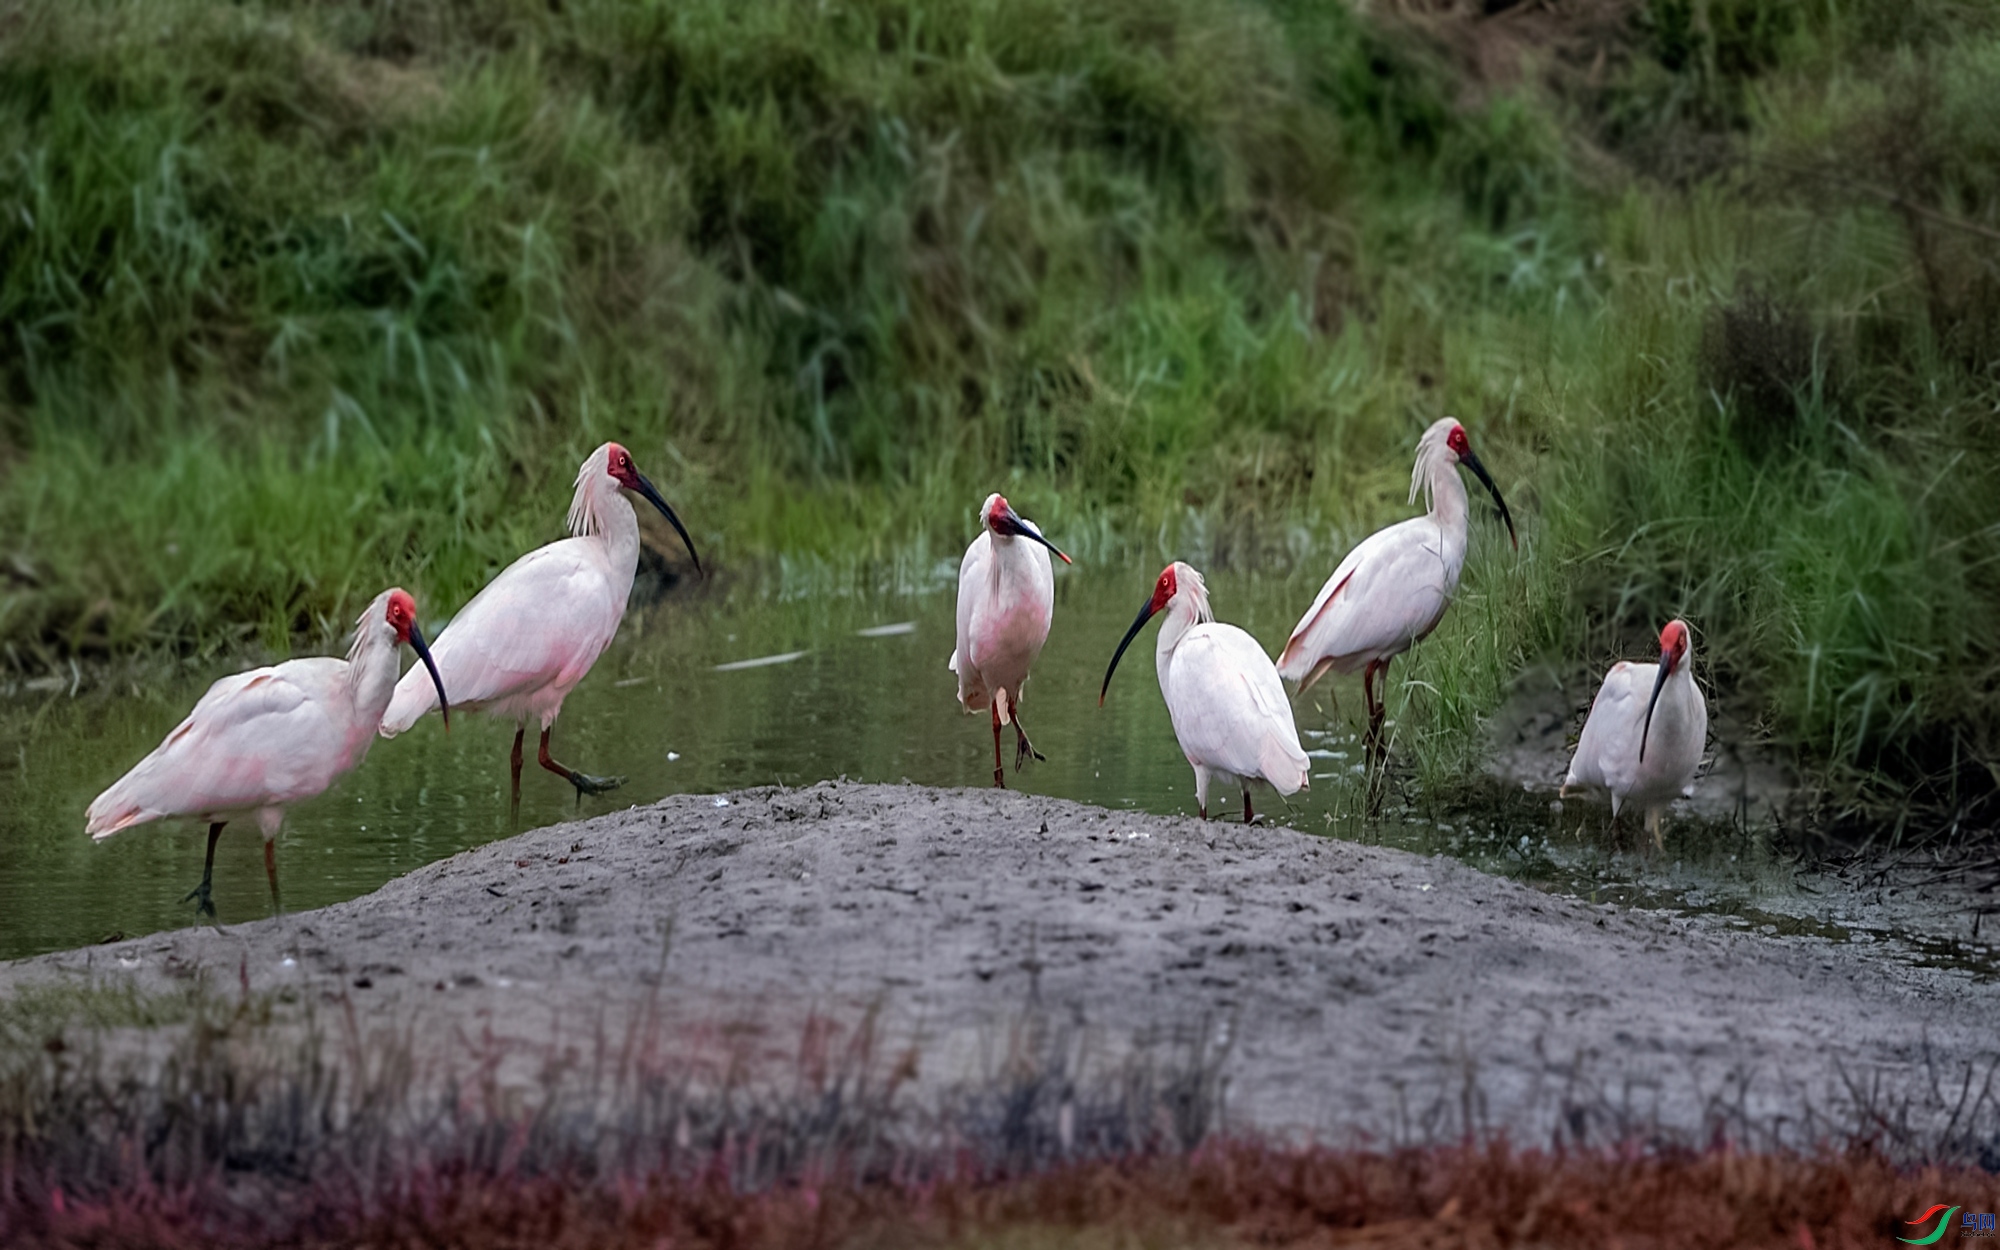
[1153,601,1202,692]
[1660,660,1698,718]
[984,530,1034,584]
[1423,460,1471,591]
[585,487,643,581]
[344,628,404,725]
[1427,458,1469,533]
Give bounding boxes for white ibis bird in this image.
[948,493,1071,787]
[1561,619,1707,849]
[378,441,699,805]
[85,588,449,916]
[1100,562,1310,823]
[1277,417,1516,752]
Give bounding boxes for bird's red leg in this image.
[539,728,626,803]
[1242,790,1256,825]
[1354,658,1390,814]
[1363,658,1390,762]
[181,822,226,918]
[991,702,1006,788]
[263,838,282,915]
[509,726,525,816]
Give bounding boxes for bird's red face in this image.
[598,441,705,577]
[384,587,450,730]
[1659,620,1690,673]
[605,442,641,491]
[1441,419,1518,552]
[384,589,418,644]
[1100,564,1179,706]
[983,493,1073,564]
[1641,619,1690,763]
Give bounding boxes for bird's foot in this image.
[1013,736,1046,772]
[182,881,216,919]
[992,767,1007,789]
[568,771,626,799]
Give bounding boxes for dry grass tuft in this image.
[2,977,1997,1248]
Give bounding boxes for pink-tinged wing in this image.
[382,541,620,731]
[1167,625,1310,795]
[949,532,988,710]
[1278,516,1449,680]
[950,531,987,677]
[1680,689,1709,796]
[86,662,341,837]
[1565,660,1648,794]
[964,542,1052,673]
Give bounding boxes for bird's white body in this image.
[1278,420,1476,688]
[380,446,637,737]
[949,519,1056,727]
[86,590,411,843]
[947,492,1070,786]
[1150,566,1310,818]
[1563,629,1708,847]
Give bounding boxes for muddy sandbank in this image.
[5,781,1994,1144]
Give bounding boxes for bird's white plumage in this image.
[948,502,1056,725]
[1562,625,1708,845]
[86,590,411,841]
[1144,563,1310,817]
[1277,418,1475,687]
[379,444,637,736]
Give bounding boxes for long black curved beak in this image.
[1460,449,1518,551]
[1639,647,1674,763]
[407,622,450,732]
[632,471,703,576]
[1099,596,1160,706]
[1001,509,1072,565]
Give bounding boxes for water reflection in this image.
[0,566,1317,958]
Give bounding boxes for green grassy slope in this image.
[1,0,1995,805]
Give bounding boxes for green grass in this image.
[1,0,1996,812]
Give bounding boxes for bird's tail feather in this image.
[1263,738,1310,797]
[84,786,153,840]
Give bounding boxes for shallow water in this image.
[2,563,1994,977]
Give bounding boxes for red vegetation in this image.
[9,1139,1998,1249]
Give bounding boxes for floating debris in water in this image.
[856,621,916,637]
[667,751,681,762]
[713,650,808,672]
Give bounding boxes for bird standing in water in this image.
[85,588,449,917]
[949,493,1071,787]
[1277,417,1516,757]
[378,442,699,808]
[1562,619,1708,849]
[1100,562,1309,823]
